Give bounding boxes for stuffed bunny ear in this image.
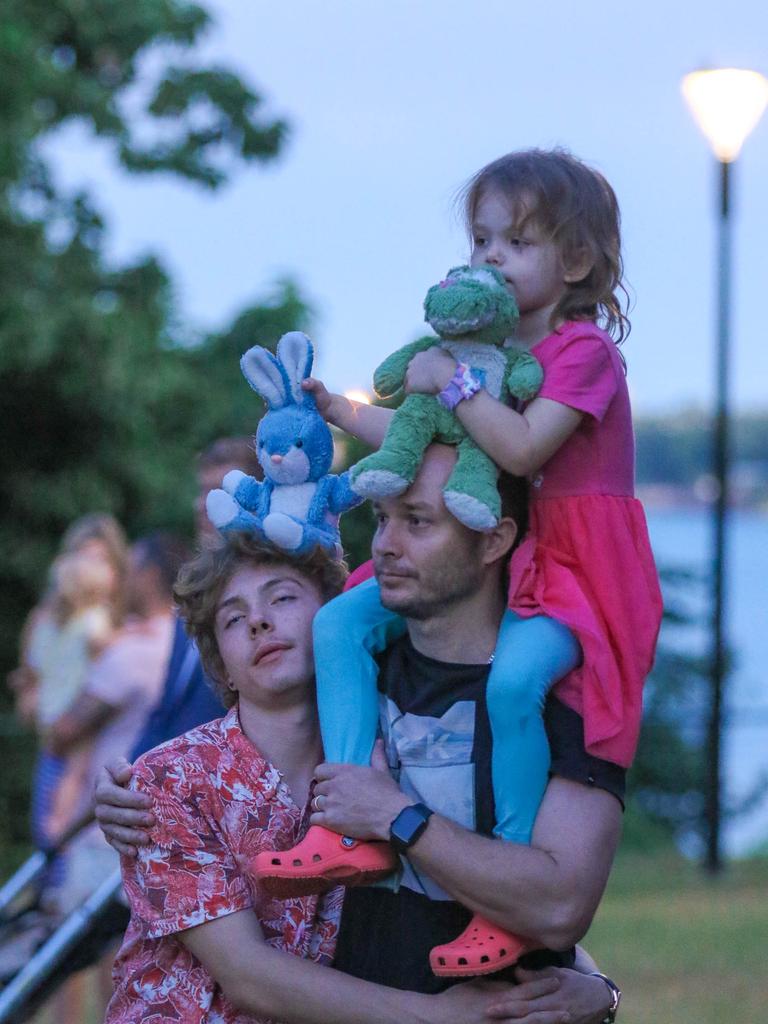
[240,346,288,409]
[275,332,314,405]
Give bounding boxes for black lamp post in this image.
[682,68,768,873]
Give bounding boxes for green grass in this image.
[583,851,768,1024]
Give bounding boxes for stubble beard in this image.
[378,559,485,622]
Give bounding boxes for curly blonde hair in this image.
[174,533,348,708]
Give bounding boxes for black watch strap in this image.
[389,802,433,854]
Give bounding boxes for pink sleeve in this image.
[537,329,619,421]
[344,559,374,591]
[85,645,128,709]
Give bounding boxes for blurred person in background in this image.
[2,513,127,1024]
[44,531,188,1020]
[8,513,128,729]
[5,514,128,855]
[35,552,116,838]
[47,531,190,890]
[57,513,129,620]
[131,437,263,756]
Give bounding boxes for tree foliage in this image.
[0,4,309,872]
[625,565,766,854]
[623,568,709,849]
[0,0,287,191]
[0,1,299,671]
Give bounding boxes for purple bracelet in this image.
[437,362,483,411]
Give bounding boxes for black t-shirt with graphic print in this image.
[332,634,625,993]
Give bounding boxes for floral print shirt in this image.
[106,706,342,1023]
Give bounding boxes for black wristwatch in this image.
[389,803,433,854]
[590,972,621,1023]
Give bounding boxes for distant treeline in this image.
[635,411,768,489]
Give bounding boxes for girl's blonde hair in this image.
[461,148,630,342]
[59,513,128,624]
[51,553,115,625]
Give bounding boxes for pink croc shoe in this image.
[254,824,397,898]
[430,913,538,977]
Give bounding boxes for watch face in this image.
[390,804,431,850]
[392,806,426,844]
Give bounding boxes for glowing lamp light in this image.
[682,68,768,161]
[344,389,372,405]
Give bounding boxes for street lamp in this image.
[681,67,768,873]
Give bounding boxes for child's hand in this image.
[404,348,456,395]
[301,377,337,420]
[301,377,392,448]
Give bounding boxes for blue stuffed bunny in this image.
[206,331,362,555]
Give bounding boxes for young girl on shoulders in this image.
[257,148,662,976]
[406,149,662,769]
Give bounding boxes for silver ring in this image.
[312,795,323,813]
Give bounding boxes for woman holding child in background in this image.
[8,514,127,869]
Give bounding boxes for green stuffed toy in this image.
[349,265,543,529]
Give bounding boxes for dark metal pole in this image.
[0,871,123,1022]
[704,157,731,874]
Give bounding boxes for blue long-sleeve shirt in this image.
[131,617,224,759]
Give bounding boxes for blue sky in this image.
[47,0,768,414]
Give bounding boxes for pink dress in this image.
[507,321,663,768]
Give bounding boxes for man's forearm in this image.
[181,911,495,1024]
[404,813,577,945]
[404,780,622,948]
[228,947,431,1024]
[312,762,622,950]
[573,944,600,974]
